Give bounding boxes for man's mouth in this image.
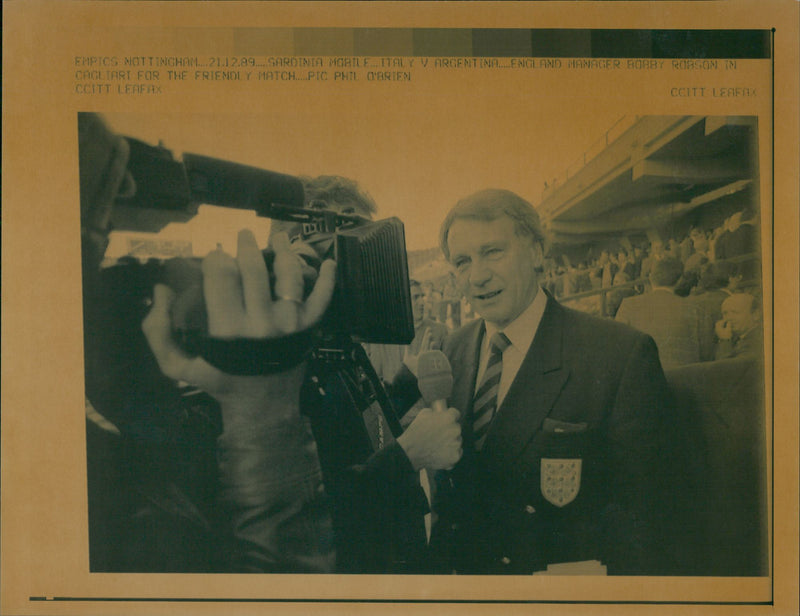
[474,289,502,301]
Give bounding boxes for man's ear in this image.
[530,240,545,269]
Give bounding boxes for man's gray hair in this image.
[439,189,547,261]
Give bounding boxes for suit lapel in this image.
[444,320,484,486]
[482,296,570,465]
[448,320,483,427]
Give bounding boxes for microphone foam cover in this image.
[417,350,454,405]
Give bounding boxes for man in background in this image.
[615,257,713,367]
[714,293,763,360]
[363,279,449,417]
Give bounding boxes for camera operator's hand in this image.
[142,229,336,429]
[396,407,463,472]
[203,230,335,337]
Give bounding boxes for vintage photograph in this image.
[80,111,767,578]
[3,4,797,614]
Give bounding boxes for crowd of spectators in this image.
[413,208,762,369]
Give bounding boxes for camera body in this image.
[86,132,415,373]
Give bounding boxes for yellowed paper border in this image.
[2,2,797,615]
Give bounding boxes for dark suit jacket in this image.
[430,295,676,575]
[616,289,713,367]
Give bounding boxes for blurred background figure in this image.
[363,279,448,416]
[714,293,763,360]
[616,257,712,367]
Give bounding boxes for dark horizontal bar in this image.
[30,596,773,605]
[234,28,772,59]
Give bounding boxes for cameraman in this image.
[145,177,461,574]
[81,114,461,573]
[274,177,461,573]
[142,229,339,572]
[81,113,334,572]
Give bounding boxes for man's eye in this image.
[485,248,504,259]
[453,259,469,271]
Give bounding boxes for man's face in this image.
[410,284,425,326]
[721,294,757,335]
[446,216,542,329]
[691,230,709,252]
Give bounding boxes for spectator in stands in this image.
[714,293,763,360]
[575,262,592,293]
[693,261,734,304]
[713,210,758,262]
[588,259,603,290]
[630,245,645,280]
[689,261,738,354]
[640,239,663,281]
[679,233,693,264]
[684,227,710,275]
[599,250,617,288]
[562,266,578,297]
[421,281,436,321]
[615,250,635,282]
[607,250,636,316]
[442,273,463,328]
[667,238,682,261]
[616,257,713,367]
[552,266,566,297]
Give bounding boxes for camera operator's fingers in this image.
[203,247,246,337]
[272,233,305,300]
[271,232,305,333]
[236,229,273,333]
[302,259,336,328]
[142,283,189,381]
[142,284,235,393]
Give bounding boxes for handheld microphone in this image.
[417,350,453,413]
[416,350,456,533]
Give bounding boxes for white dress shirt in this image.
[476,287,548,407]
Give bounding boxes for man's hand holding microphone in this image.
[397,350,463,472]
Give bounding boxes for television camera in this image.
[87,131,415,377]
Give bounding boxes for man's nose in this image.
[470,259,492,286]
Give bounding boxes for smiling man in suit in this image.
[429,189,676,576]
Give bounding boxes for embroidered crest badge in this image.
[540,458,582,507]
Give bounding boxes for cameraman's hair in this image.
[300,175,378,217]
[439,189,547,262]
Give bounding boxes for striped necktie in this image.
[472,331,511,451]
